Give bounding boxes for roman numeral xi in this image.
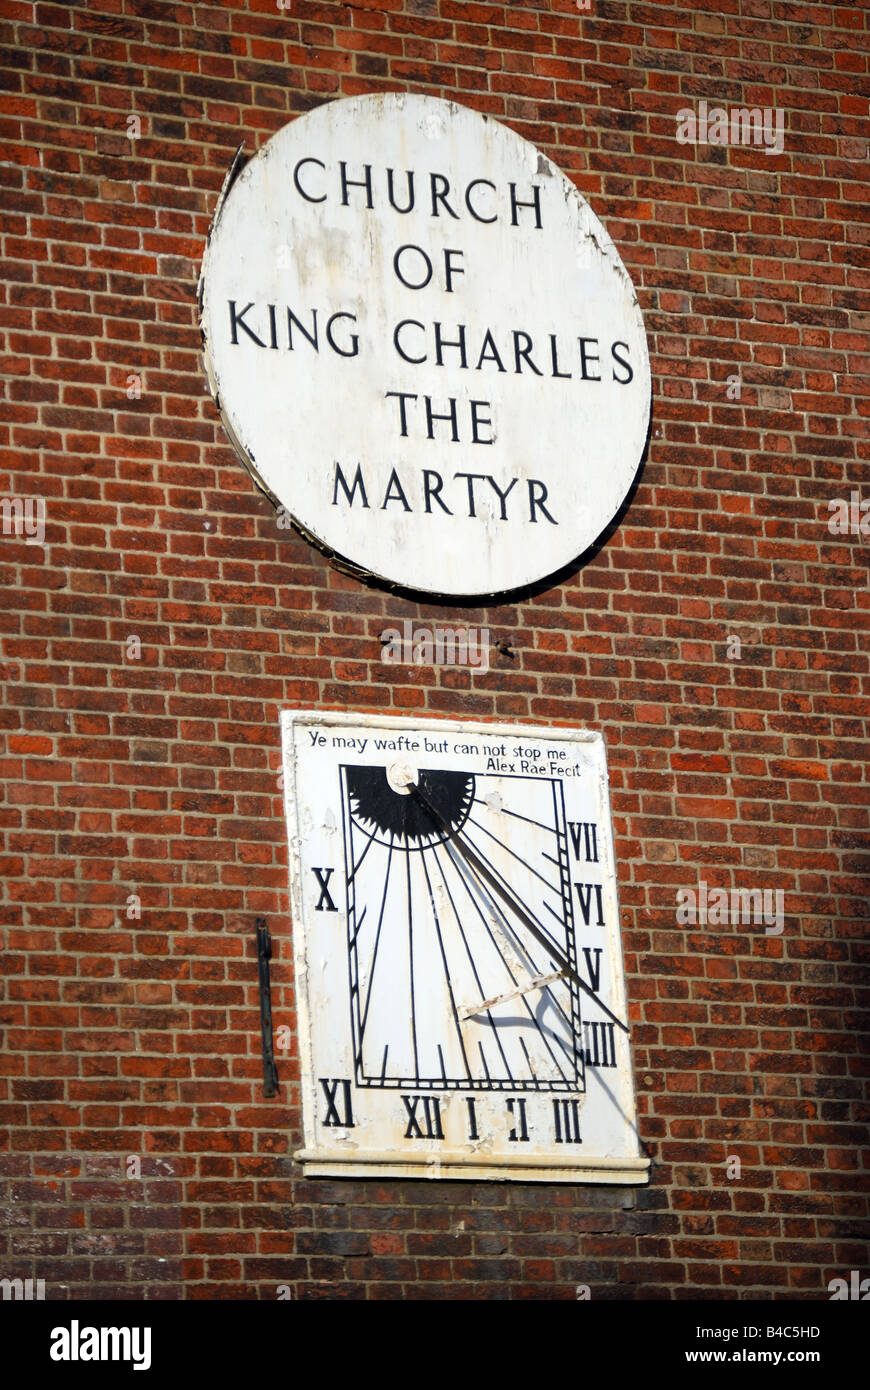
[320,1077,354,1127]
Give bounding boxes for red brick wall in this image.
[1,0,867,1300]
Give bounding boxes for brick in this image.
[0,0,864,1306]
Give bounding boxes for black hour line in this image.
[453,841,576,1041]
[540,1012,580,1068]
[543,897,570,930]
[457,826,626,1034]
[341,774,362,1076]
[406,847,419,1083]
[553,783,584,1085]
[556,804,573,906]
[440,838,574,1089]
[552,779,586,1086]
[448,828,568,982]
[441,831,575,1039]
[541,895,588,1034]
[347,786,441,884]
[518,1035,538,1083]
[349,828,378,882]
[429,839,520,1086]
[417,778,582,1084]
[452,822,567,962]
[473,798,556,836]
[347,791,401,881]
[359,832,396,1050]
[414,784,629,1037]
[346,776,401,1073]
[347,905,367,949]
[345,769,604,1092]
[464,813,563,898]
[418,845,474,1085]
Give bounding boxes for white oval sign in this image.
[199,94,651,597]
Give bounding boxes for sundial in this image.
[281,711,648,1184]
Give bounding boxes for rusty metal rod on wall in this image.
[255,918,279,1098]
